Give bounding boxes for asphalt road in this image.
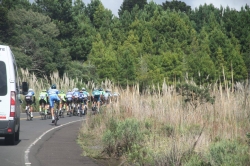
[0,112,102,166]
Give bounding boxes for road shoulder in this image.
[31,121,102,166]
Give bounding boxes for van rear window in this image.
[0,61,7,96]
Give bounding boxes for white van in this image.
[0,45,28,145]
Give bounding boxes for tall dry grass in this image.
[80,79,250,164]
[20,69,250,164]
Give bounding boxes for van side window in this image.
[0,61,7,96]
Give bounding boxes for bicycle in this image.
[66,99,73,117]
[78,97,87,117]
[25,105,32,121]
[39,99,48,120]
[59,101,66,118]
[72,98,79,116]
[92,101,99,115]
[83,102,88,115]
[25,96,34,121]
[53,101,60,126]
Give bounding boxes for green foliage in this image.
[246,132,250,146]
[176,83,215,109]
[161,124,174,137]
[0,0,249,88]
[161,0,191,14]
[0,5,9,40]
[206,139,250,166]
[127,143,154,165]
[7,8,63,76]
[184,154,208,166]
[118,0,147,17]
[102,118,147,160]
[65,61,98,82]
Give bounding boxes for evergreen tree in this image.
[118,0,147,17]
[161,0,191,14]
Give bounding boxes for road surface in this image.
[0,112,102,166]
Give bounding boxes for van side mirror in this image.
[22,82,29,95]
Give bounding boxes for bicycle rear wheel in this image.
[54,110,58,126]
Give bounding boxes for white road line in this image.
[24,119,84,166]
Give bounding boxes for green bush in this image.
[184,154,208,166]
[102,130,116,157]
[116,118,144,152]
[127,143,154,165]
[206,139,250,166]
[102,118,146,159]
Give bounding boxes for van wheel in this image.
[15,126,20,141]
[5,133,15,145]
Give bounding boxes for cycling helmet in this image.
[42,89,47,92]
[60,90,64,94]
[51,84,56,89]
[68,89,71,92]
[82,87,86,91]
[73,88,79,92]
[99,88,103,91]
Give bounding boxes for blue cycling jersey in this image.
[48,89,59,96]
[92,90,101,96]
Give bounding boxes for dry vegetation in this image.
[79,81,250,165]
[20,69,250,165]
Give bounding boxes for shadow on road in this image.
[0,138,22,146]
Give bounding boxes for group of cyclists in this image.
[24,84,116,124]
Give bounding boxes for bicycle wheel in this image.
[26,106,28,120]
[84,105,87,115]
[54,110,58,126]
[41,103,46,120]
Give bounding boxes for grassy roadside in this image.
[77,83,250,165]
[20,69,250,165]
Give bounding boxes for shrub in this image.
[184,153,208,166]
[206,139,250,166]
[102,118,146,159]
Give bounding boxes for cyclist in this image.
[92,87,102,113]
[66,89,73,115]
[82,87,90,108]
[25,89,36,119]
[48,84,61,123]
[38,89,48,115]
[98,87,105,105]
[78,88,89,115]
[58,90,66,117]
[103,89,112,105]
[72,88,80,114]
[113,91,120,103]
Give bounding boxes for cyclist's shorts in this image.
[66,99,72,105]
[60,99,66,104]
[25,96,33,105]
[78,98,87,104]
[49,94,60,108]
[39,99,47,105]
[94,95,100,102]
[73,97,78,103]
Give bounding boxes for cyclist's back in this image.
[48,84,60,123]
[39,89,48,113]
[25,89,35,118]
[92,88,101,112]
[104,89,112,105]
[58,91,66,102]
[65,90,73,115]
